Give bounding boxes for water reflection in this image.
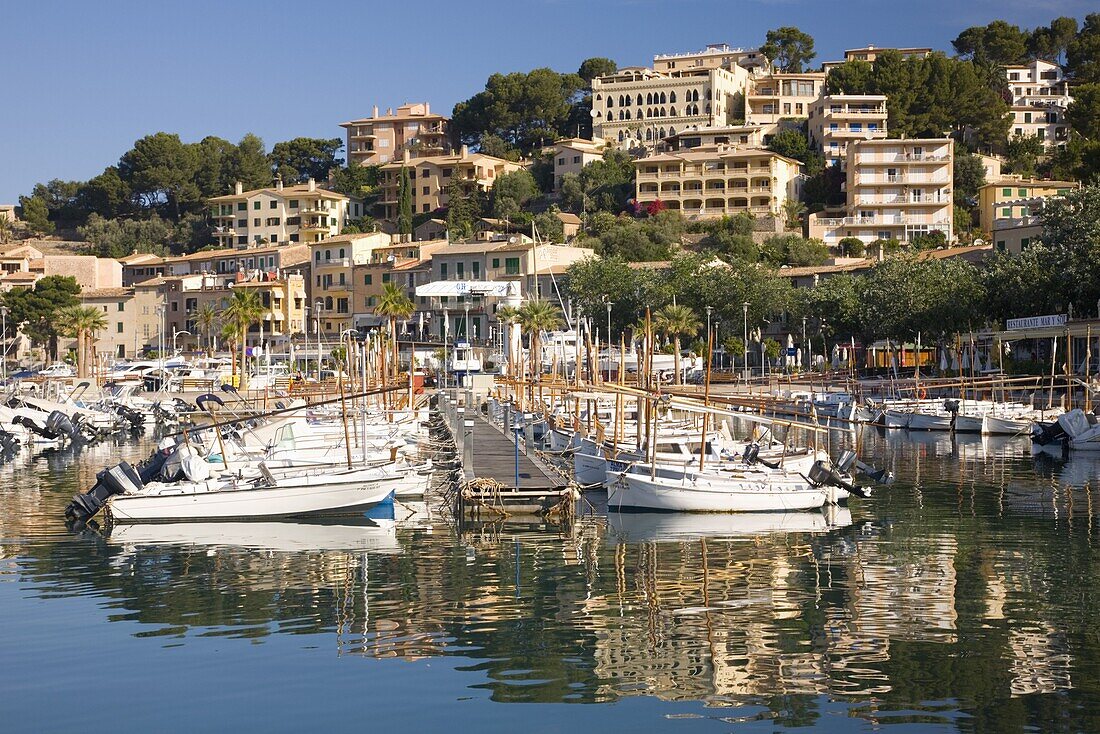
[3,431,1100,731]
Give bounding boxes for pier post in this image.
[523,412,534,456]
[463,418,474,474]
[456,407,465,455]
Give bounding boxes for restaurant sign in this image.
[1006,314,1067,330]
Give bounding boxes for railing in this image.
[825,107,887,116]
[817,215,951,226]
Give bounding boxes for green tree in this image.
[476,134,522,161]
[269,137,344,182]
[577,57,617,83]
[451,68,586,154]
[578,149,635,213]
[837,237,865,258]
[654,304,701,384]
[532,207,565,242]
[77,213,174,258]
[859,257,985,341]
[1066,83,1100,140]
[445,177,484,240]
[767,129,810,161]
[761,234,829,266]
[193,302,220,356]
[825,60,874,94]
[981,246,1062,323]
[559,173,585,213]
[516,299,564,379]
[953,20,1029,65]
[225,134,271,191]
[118,132,201,219]
[376,282,415,380]
[27,179,83,223]
[397,166,413,235]
[222,289,265,390]
[77,167,131,219]
[1028,17,1079,64]
[565,257,665,334]
[761,27,816,73]
[792,273,865,341]
[490,169,540,222]
[330,163,381,200]
[1066,13,1100,84]
[953,150,987,206]
[56,305,107,378]
[1038,185,1100,312]
[3,275,80,359]
[19,196,54,235]
[1005,134,1044,177]
[191,136,237,198]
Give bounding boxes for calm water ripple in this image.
[2,427,1100,731]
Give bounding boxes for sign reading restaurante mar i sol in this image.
[1006,314,1068,330]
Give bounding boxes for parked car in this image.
[38,363,75,378]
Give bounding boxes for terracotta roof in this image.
[779,260,872,278]
[556,212,582,225]
[636,146,801,167]
[82,287,135,299]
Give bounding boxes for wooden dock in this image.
[438,391,573,518]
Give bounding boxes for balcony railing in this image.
[817,215,951,226]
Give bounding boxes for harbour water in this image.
[2,429,1100,732]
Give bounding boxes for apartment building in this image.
[977,177,1078,231]
[421,241,593,341]
[744,72,827,133]
[652,43,767,73]
[548,137,608,190]
[658,125,765,152]
[354,240,446,331]
[808,95,888,168]
[341,102,450,167]
[822,45,932,71]
[308,232,391,336]
[1003,59,1072,147]
[208,179,362,248]
[809,138,954,245]
[378,147,524,220]
[79,284,164,360]
[161,271,307,350]
[0,246,123,292]
[991,197,1047,255]
[164,244,311,279]
[591,65,750,148]
[119,253,166,286]
[634,145,802,221]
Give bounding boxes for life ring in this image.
[917,387,928,399]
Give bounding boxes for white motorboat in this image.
[606,466,832,513]
[105,464,400,522]
[982,413,1033,436]
[883,409,910,429]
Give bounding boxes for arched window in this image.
[705,104,711,115]
[646,93,653,105]
[619,130,625,142]
[338,248,345,258]
[669,91,677,103]
[668,127,676,136]
[706,89,712,100]
[625,110,631,120]
[670,106,677,117]
[636,94,643,106]
[325,296,333,310]
[660,92,667,104]
[659,127,666,139]
[315,251,321,263]
[645,128,653,141]
[660,107,666,116]
[619,94,626,106]
[607,96,613,107]
[595,111,601,118]
[595,94,602,102]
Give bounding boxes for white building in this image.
[1003,59,1072,147]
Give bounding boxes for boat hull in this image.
[982,414,1032,435]
[107,473,398,522]
[606,471,828,513]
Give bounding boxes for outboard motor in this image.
[64,462,144,522]
[808,459,870,499]
[836,448,894,485]
[64,442,175,523]
[45,410,79,441]
[1031,420,1067,447]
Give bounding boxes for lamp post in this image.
[802,315,808,373]
[705,305,713,369]
[173,329,191,355]
[155,304,166,377]
[1,305,8,381]
[314,300,323,381]
[605,300,614,381]
[742,302,750,381]
[442,306,450,390]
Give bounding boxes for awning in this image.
[415,280,521,298]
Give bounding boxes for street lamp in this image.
[742,302,750,381]
[173,329,191,355]
[705,305,713,370]
[1,305,8,381]
[314,299,324,381]
[802,315,808,374]
[605,300,614,381]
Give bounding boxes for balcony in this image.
[299,220,330,232]
[298,204,328,215]
[855,195,950,205]
[817,215,951,227]
[823,107,887,117]
[212,227,236,236]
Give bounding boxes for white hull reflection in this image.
[106,518,401,554]
[607,506,852,543]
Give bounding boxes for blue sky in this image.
[2,0,1093,203]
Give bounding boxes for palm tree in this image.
[194,303,220,356]
[223,289,265,390]
[375,282,414,381]
[516,300,563,380]
[654,304,701,385]
[57,305,108,379]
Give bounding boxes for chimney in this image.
[275,175,283,192]
[372,104,379,118]
[460,144,469,158]
[424,102,430,115]
[403,149,411,163]
[307,178,316,192]
[234,181,243,195]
